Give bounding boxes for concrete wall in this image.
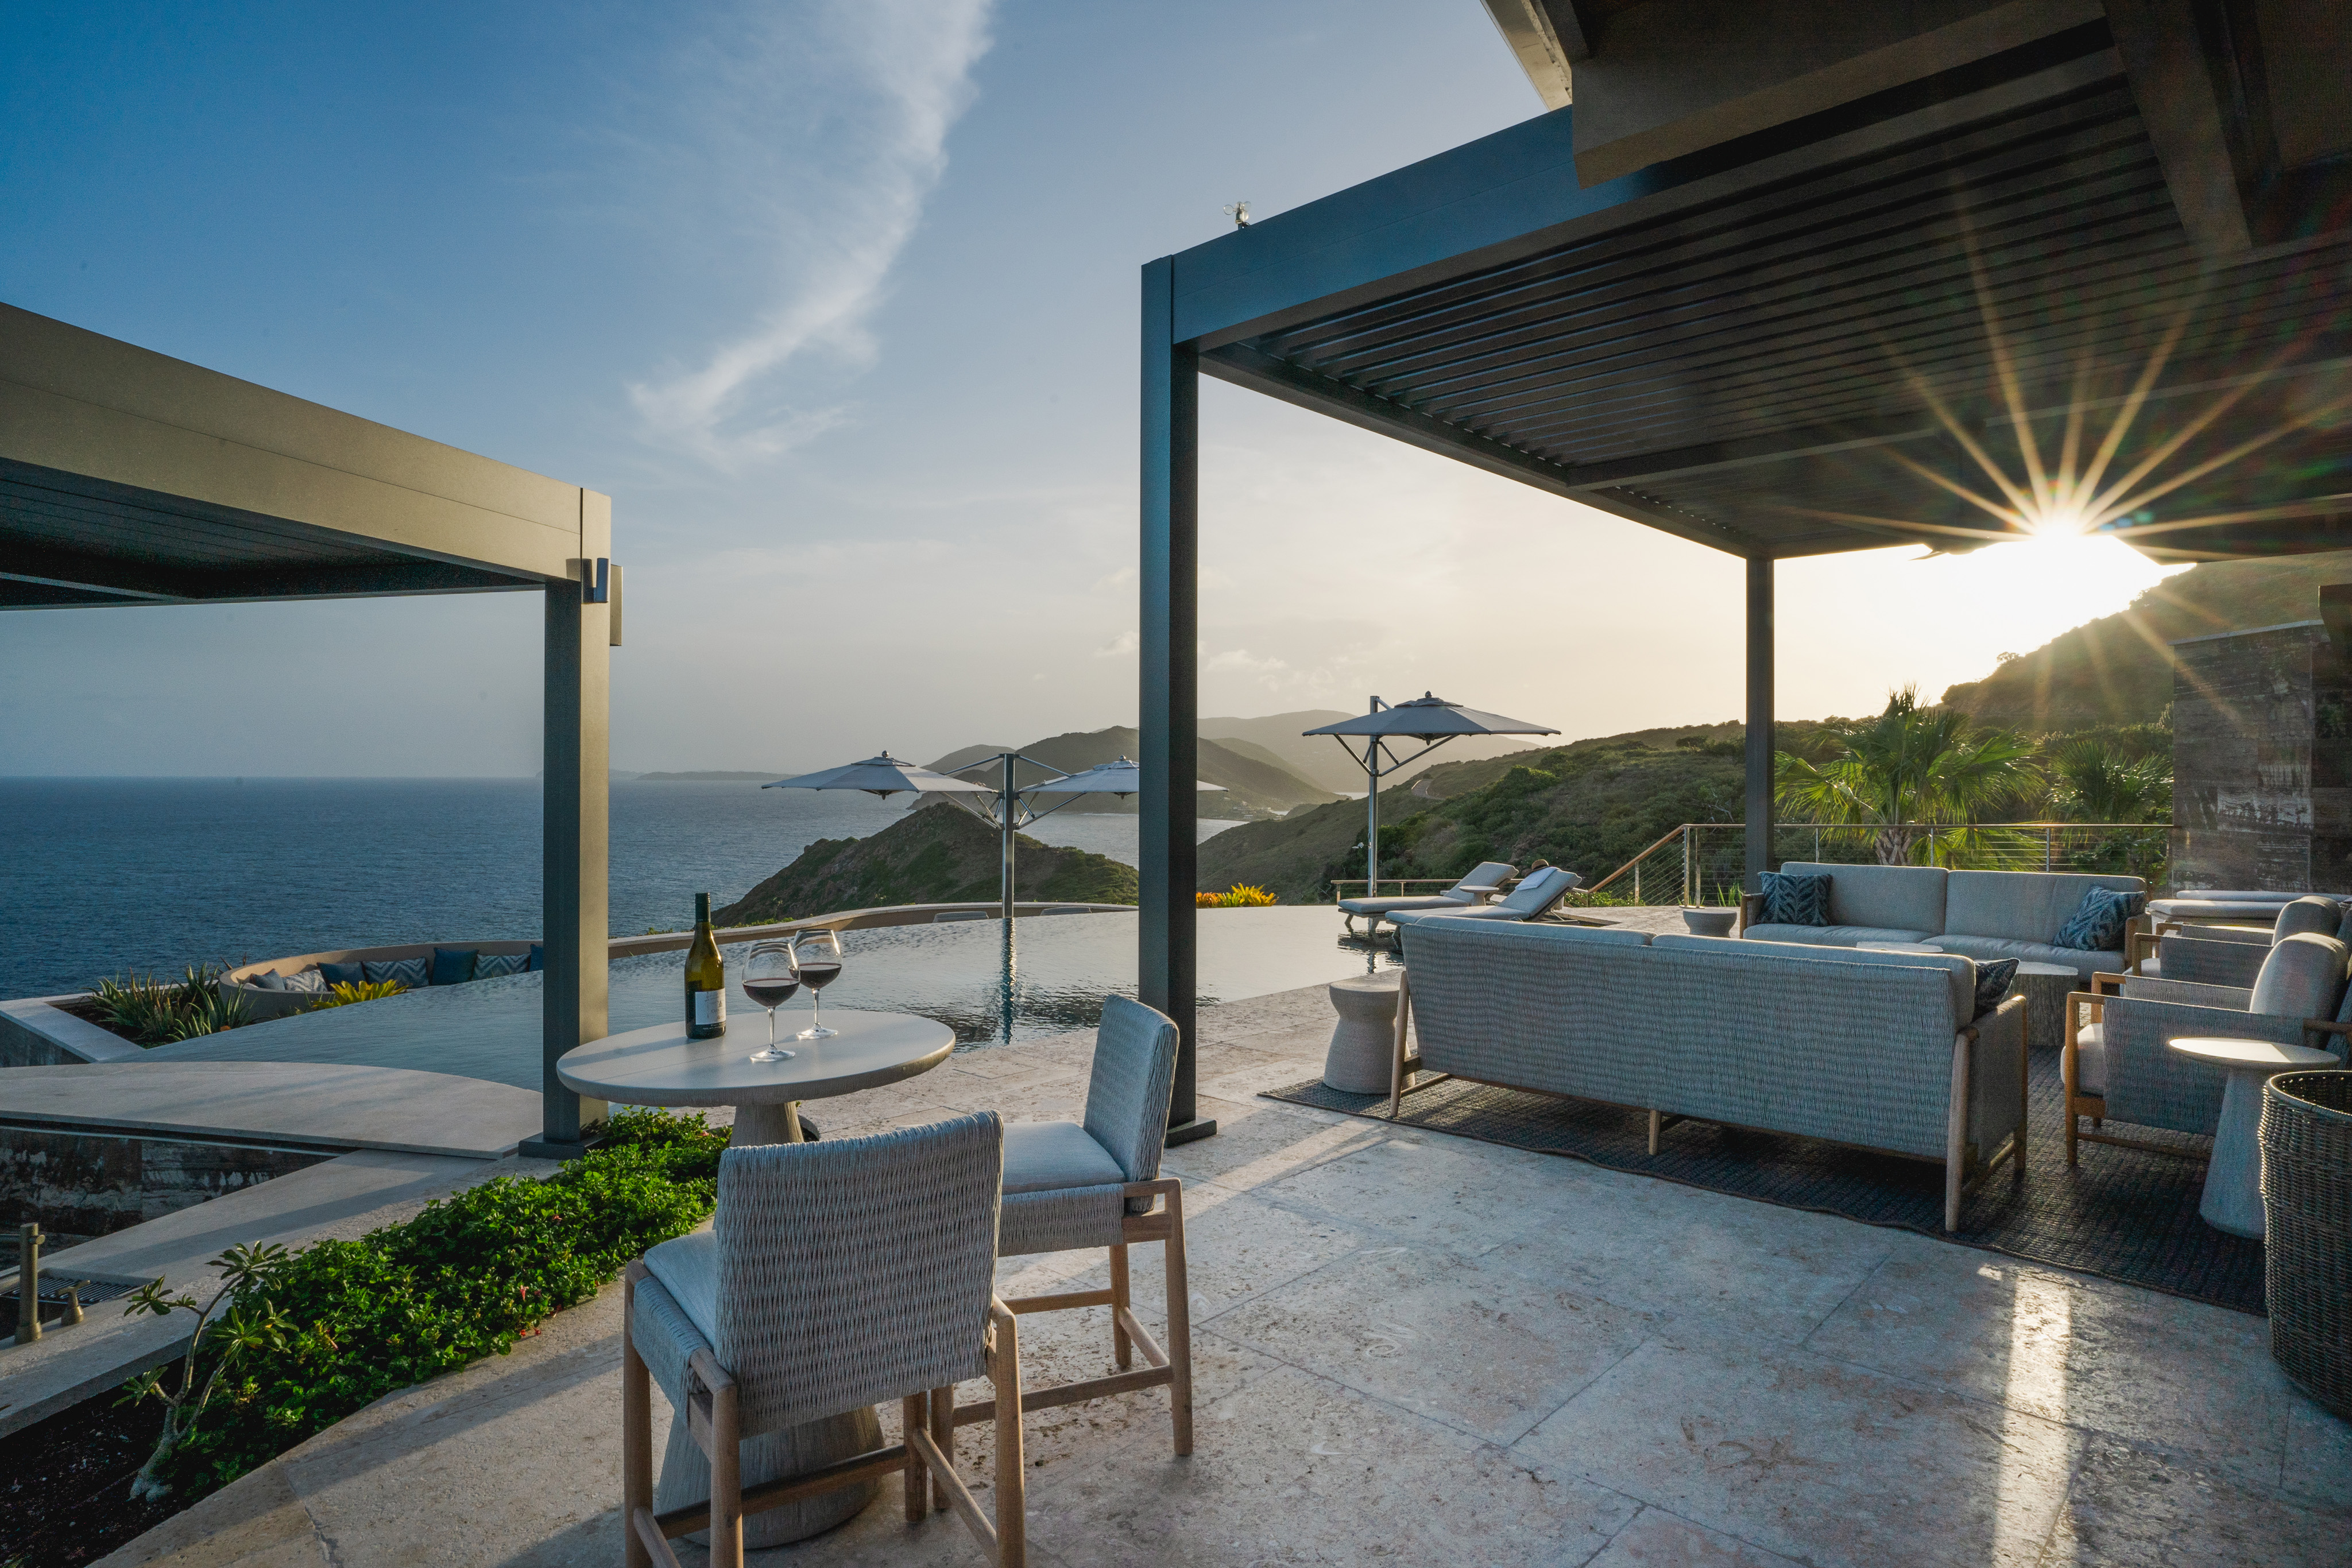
[2169,620,2352,892]
[0,997,143,1066]
[1,1127,328,1244]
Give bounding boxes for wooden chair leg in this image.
[902,1393,930,1522]
[709,1377,742,1568]
[930,1385,953,1513]
[1109,1243,1133,1369]
[991,1305,1026,1567]
[622,1271,653,1568]
[1163,1186,1193,1457]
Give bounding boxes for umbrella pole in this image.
[1001,751,1018,928]
[1366,744,1380,899]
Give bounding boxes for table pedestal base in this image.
[732,1099,804,1144]
[655,1404,881,1547]
[2201,1066,2273,1239]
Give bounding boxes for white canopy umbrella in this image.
[761,752,993,799]
[1020,756,1229,801]
[1305,695,1558,898]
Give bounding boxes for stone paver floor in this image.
[103,982,2352,1567]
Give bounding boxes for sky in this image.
[0,1,2188,778]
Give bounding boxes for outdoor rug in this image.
[1264,1047,2266,1314]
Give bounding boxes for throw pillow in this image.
[362,956,430,989]
[283,966,326,993]
[430,947,480,986]
[1972,958,2020,1019]
[2054,886,2146,951]
[246,970,287,991]
[528,943,545,973]
[474,950,529,978]
[1759,870,1832,927]
[320,960,366,986]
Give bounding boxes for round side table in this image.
[2165,1035,2342,1238]
[1325,973,1402,1093]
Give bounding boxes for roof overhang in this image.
[1,304,609,609]
[1167,16,2352,563]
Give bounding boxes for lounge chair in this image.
[1391,865,1581,925]
[2134,895,2345,985]
[1336,861,1515,934]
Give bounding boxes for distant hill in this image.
[1200,710,1543,794]
[633,770,790,782]
[1941,551,2352,731]
[924,727,1337,820]
[714,801,1135,925]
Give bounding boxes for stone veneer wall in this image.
[2169,619,2352,892]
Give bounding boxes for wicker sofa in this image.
[1739,862,2146,980]
[1391,917,2026,1229]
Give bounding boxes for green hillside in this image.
[1941,550,2352,730]
[925,727,1336,819]
[714,801,1135,924]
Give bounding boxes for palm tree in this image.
[2046,740,2171,823]
[1775,686,2040,864]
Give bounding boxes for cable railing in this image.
[1580,821,2172,908]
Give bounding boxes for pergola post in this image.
[1745,554,1775,892]
[525,497,612,1159]
[1139,255,1213,1144]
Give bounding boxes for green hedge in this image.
[153,1109,728,1497]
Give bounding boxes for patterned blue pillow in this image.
[362,956,430,989]
[1759,871,1832,927]
[1972,958,2019,1019]
[474,950,529,979]
[2053,886,2145,951]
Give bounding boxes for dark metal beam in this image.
[1746,556,1775,890]
[0,540,533,607]
[2103,0,2254,256]
[1140,258,1210,1144]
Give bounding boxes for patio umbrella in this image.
[1305,694,1558,900]
[1019,756,1229,801]
[761,753,995,799]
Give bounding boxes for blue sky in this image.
[0,1,2182,776]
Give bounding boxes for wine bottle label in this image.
[693,989,725,1027]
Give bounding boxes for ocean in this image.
[0,777,1243,999]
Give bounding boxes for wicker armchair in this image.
[2066,932,2352,1165]
[2130,895,2344,984]
[622,1113,1025,1568]
[991,995,1193,1456]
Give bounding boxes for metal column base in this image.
[517,1135,600,1161]
[1165,1117,1218,1145]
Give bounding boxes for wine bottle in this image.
[684,892,726,1038]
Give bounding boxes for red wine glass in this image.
[794,929,844,1039]
[743,942,799,1062]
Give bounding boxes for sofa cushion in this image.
[430,947,479,986]
[1931,932,2122,981]
[1948,870,2143,946]
[1655,932,1976,1027]
[475,950,530,978]
[1973,959,2019,1019]
[1774,860,1946,934]
[2053,886,2148,952]
[1758,870,1832,927]
[2250,932,2350,1021]
[1743,923,1939,948]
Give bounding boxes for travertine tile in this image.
[1517,1331,2082,1568]
[2036,1434,2352,1567]
[2278,1392,2352,1511]
[1584,1505,1805,1566]
[1045,1184,1381,1330]
[1211,1241,1658,1445]
[1158,1094,1385,1194]
[1254,1122,1608,1254]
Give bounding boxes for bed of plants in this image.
[78,965,254,1045]
[114,1108,728,1506]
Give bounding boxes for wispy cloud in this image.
[628,0,995,465]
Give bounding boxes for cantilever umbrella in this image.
[1020,756,1229,803]
[761,752,995,799]
[1305,695,1558,898]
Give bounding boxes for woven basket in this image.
[2261,1070,2352,1419]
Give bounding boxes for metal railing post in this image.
[1682,828,1693,905]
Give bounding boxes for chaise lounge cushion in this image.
[1653,932,1978,1027]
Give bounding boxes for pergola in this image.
[2,304,616,1157]
[1136,9,2352,1139]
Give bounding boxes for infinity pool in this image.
[146,908,1399,1091]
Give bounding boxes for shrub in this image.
[310,979,405,1008]
[125,1109,729,1499]
[89,966,253,1045]
[1197,884,1278,908]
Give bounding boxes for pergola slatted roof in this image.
[1175,42,2352,563]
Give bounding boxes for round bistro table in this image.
[559,1009,955,1546]
[2165,1035,2342,1239]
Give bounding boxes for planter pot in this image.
[2263,1070,2352,1419]
[1682,907,1738,936]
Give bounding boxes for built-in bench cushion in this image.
[528,943,546,973]
[320,959,366,986]
[475,950,530,978]
[1653,931,1976,1027]
[1774,861,1948,935]
[1743,923,1940,949]
[362,956,430,989]
[281,966,325,993]
[430,947,479,986]
[1945,870,2144,947]
[246,970,287,991]
[1933,933,2122,981]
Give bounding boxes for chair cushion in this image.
[430,947,479,986]
[2074,1021,2107,1095]
[1973,959,2019,1020]
[1933,933,2122,981]
[2053,886,2147,951]
[642,1226,719,1347]
[1742,923,1939,948]
[1001,1121,1125,1194]
[474,950,530,978]
[2250,932,2350,1021]
[362,955,430,988]
[1758,870,1832,926]
[2274,897,2343,940]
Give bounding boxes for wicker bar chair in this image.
[622,1113,1025,1568]
[974,996,1193,1455]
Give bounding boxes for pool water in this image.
[146,908,1399,1091]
